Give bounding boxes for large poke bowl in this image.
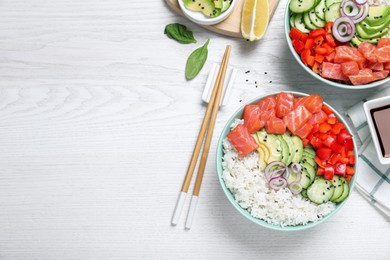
[217,91,358,231]
[284,0,390,89]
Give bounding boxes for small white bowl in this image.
[363,95,390,165]
[178,0,237,26]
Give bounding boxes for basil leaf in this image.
[164,23,197,44]
[185,39,209,80]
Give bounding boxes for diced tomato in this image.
[292,39,305,54]
[309,28,326,38]
[317,167,325,176]
[243,105,264,134]
[324,34,336,47]
[313,35,324,46]
[334,163,347,176]
[305,38,315,50]
[289,27,308,41]
[315,156,326,168]
[330,122,345,135]
[325,22,333,34]
[346,166,355,175]
[377,38,390,48]
[324,165,335,180]
[317,147,332,160]
[227,124,258,157]
[337,129,352,144]
[315,53,325,63]
[319,122,332,133]
[322,134,336,147]
[329,153,341,165]
[301,49,315,66]
[327,113,337,124]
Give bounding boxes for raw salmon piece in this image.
[243,105,264,134]
[227,124,258,157]
[284,106,312,134]
[377,38,390,48]
[294,97,306,109]
[334,46,366,69]
[384,62,390,70]
[265,116,286,135]
[373,70,389,81]
[358,42,377,63]
[275,92,294,118]
[321,62,349,82]
[367,62,384,71]
[348,68,375,85]
[303,94,323,114]
[308,109,328,125]
[375,46,390,63]
[295,123,313,139]
[257,96,276,111]
[341,61,360,76]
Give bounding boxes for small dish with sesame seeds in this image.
[178,0,237,26]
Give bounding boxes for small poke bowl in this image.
[284,0,390,89]
[216,91,358,231]
[178,0,237,26]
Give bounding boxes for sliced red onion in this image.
[351,3,369,23]
[354,0,367,5]
[332,16,356,42]
[289,162,302,175]
[341,1,359,17]
[289,182,303,195]
[269,176,288,191]
[339,0,369,24]
[264,161,288,182]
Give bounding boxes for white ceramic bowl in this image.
[178,0,237,26]
[363,95,390,165]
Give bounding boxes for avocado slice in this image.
[213,0,222,9]
[221,0,232,12]
[356,23,389,39]
[256,146,268,171]
[265,134,283,163]
[359,17,390,36]
[291,136,303,163]
[282,133,295,166]
[365,6,390,26]
[184,0,221,17]
[254,131,271,162]
[277,135,290,165]
[302,161,316,182]
[303,147,316,159]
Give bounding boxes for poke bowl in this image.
[217,91,358,231]
[284,0,390,89]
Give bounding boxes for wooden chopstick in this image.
[185,45,231,229]
[171,45,232,226]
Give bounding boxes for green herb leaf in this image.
[164,23,197,44]
[185,39,209,80]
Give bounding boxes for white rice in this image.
[222,125,336,227]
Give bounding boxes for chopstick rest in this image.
[202,63,236,106]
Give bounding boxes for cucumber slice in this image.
[277,135,290,165]
[301,189,308,198]
[291,136,303,163]
[290,14,296,28]
[300,169,312,189]
[307,177,335,204]
[294,13,311,33]
[301,156,316,168]
[330,176,345,202]
[303,12,318,30]
[333,179,350,203]
[290,0,317,14]
[282,133,295,166]
[325,2,341,22]
[315,0,326,20]
[325,0,342,7]
[309,9,325,28]
[302,161,316,182]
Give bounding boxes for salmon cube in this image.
[384,62,390,70]
[334,46,367,69]
[373,70,389,81]
[377,38,390,48]
[375,46,390,63]
[341,61,360,76]
[348,68,375,85]
[358,42,377,63]
[265,116,286,135]
[321,62,349,81]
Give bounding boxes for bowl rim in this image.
[284,5,390,90]
[178,0,237,26]
[216,91,359,231]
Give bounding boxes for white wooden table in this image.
[0,0,389,259]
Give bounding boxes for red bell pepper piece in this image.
[329,153,341,165]
[325,22,334,34]
[309,28,326,38]
[346,166,355,175]
[289,27,308,41]
[317,167,325,176]
[327,113,337,125]
[292,39,305,55]
[324,165,335,180]
[315,156,327,168]
[334,162,347,176]
[319,122,332,133]
[317,147,333,160]
[331,122,345,135]
[337,129,352,144]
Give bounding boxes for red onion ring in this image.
[339,0,369,24]
[354,0,367,5]
[288,182,303,195]
[264,161,288,182]
[341,1,359,17]
[332,16,356,42]
[351,3,369,23]
[269,176,288,191]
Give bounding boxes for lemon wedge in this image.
[241,0,270,41]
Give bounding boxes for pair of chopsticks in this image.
[171,45,232,229]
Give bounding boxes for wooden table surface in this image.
[0,0,389,259]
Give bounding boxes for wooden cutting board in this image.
[165,0,281,38]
